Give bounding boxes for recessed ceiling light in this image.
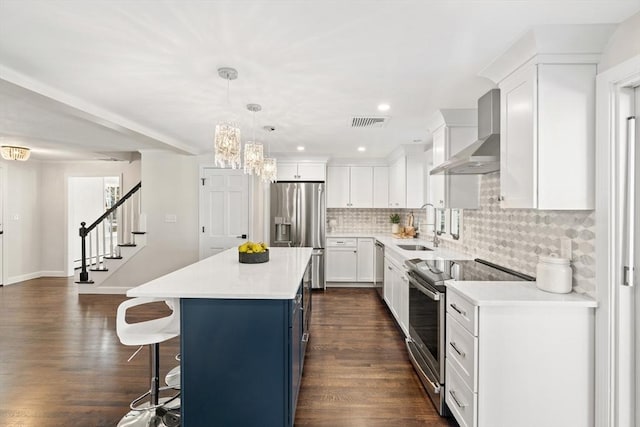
[377,103,390,111]
[357,147,366,152]
[297,146,305,151]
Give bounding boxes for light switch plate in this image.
[165,214,177,223]
[560,237,572,260]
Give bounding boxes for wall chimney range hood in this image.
[431,89,500,175]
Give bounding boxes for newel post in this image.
[78,222,90,282]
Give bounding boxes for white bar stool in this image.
[116,297,181,427]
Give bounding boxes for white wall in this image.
[101,151,199,288]
[1,159,41,284]
[599,11,640,73]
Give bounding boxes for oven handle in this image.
[405,338,441,394]
[407,275,441,301]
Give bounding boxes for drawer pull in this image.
[450,303,467,317]
[450,341,465,358]
[449,390,467,408]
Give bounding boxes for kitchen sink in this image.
[397,244,432,251]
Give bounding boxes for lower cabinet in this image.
[445,287,595,427]
[326,237,374,283]
[383,251,409,336]
[181,283,308,427]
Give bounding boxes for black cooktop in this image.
[406,258,535,288]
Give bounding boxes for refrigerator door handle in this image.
[623,116,636,287]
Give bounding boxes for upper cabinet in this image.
[499,63,596,209]
[479,25,615,210]
[389,146,427,209]
[277,161,326,181]
[327,166,374,208]
[428,110,480,209]
[372,166,389,208]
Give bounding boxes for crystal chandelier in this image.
[1,145,31,161]
[214,67,241,169]
[261,125,277,183]
[243,104,264,175]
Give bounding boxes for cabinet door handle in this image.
[449,390,467,408]
[302,332,309,343]
[450,303,467,317]
[450,341,465,358]
[498,195,505,201]
[387,266,392,270]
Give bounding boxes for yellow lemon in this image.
[251,243,263,253]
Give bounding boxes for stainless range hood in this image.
[431,89,500,175]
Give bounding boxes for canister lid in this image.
[538,253,570,265]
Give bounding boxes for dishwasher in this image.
[374,240,384,299]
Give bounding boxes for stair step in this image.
[89,268,109,272]
[75,280,95,284]
[131,231,146,235]
[118,243,137,247]
[104,256,123,260]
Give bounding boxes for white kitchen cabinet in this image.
[325,238,357,281]
[372,166,389,208]
[445,286,595,427]
[326,166,373,208]
[383,250,409,336]
[356,238,374,282]
[388,157,406,208]
[326,237,374,283]
[277,162,326,181]
[326,166,350,207]
[429,123,479,209]
[499,63,596,209]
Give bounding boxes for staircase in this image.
[76,182,146,294]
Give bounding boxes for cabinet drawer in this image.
[446,314,477,392]
[326,238,357,247]
[447,290,477,336]
[446,360,477,427]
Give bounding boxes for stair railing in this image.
[77,182,142,284]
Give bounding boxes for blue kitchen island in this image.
[127,247,314,427]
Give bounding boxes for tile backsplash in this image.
[327,172,596,294]
[438,172,595,293]
[327,208,427,234]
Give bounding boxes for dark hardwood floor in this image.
[0,278,455,426]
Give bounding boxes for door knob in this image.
[236,234,248,239]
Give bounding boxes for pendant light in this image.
[243,104,264,175]
[214,67,241,169]
[261,125,277,183]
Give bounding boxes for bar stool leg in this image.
[150,343,160,407]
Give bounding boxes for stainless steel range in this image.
[403,258,535,416]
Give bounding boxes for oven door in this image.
[406,272,447,415]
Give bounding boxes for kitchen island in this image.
[127,247,314,427]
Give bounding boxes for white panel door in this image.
[326,166,350,208]
[325,247,357,281]
[349,166,373,208]
[430,127,446,208]
[200,168,249,259]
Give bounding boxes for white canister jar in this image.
[536,254,572,294]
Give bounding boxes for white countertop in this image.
[445,280,597,307]
[327,232,474,261]
[127,247,313,299]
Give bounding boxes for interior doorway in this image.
[67,176,120,276]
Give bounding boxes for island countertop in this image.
[127,247,313,299]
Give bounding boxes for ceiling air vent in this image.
[350,116,390,128]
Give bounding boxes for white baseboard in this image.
[5,270,71,285]
[6,271,43,285]
[40,270,69,277]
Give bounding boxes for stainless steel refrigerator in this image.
[270,182,325,289]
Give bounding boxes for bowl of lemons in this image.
[238,241,269,264]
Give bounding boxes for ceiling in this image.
[0,0,639,161]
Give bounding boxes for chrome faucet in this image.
[420,203,440,248]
